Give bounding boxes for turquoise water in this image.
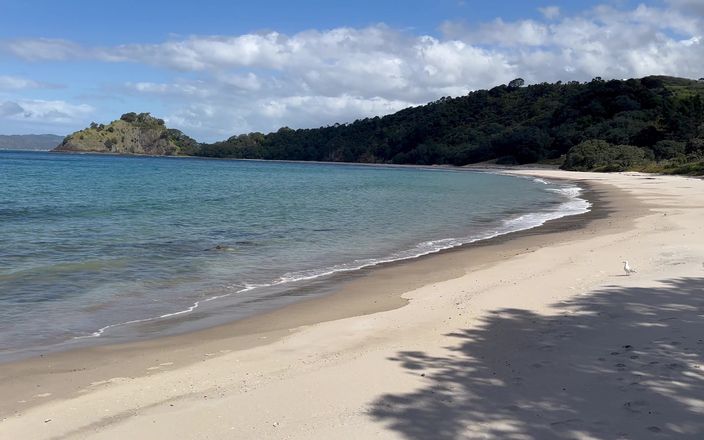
[0,151,588,359]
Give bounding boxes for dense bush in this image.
[195,76,704,171]
[650,140,686,161]
[120,112,137,123]
[166,129,200,155]
[563,140,650,171]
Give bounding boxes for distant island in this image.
[54,112,199,156]
[55,76,704,174]
[0,134,64,150]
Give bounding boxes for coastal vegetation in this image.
[56,76,704,174]
[196,76,704,174]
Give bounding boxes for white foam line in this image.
[73,176,590,341]
[269,181,590,286]
[72,281,272,340]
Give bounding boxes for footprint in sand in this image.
[90,377,129,387]
[623,400,649,413]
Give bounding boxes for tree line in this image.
[194,76,704,173]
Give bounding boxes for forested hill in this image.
[198,76,704,172]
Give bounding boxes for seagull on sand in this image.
[622,260,637,275]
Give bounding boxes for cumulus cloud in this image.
[2,2,703,140]
[442,3,704,82]
[102,26,521,139]
[4,26,517,98]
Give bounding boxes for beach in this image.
[1,169,703,439]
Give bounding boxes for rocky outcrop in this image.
[54,113,199,156]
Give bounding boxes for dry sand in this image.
[1,170,703,439]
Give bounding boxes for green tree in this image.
[120,112,137,123]
[508,78,525,89]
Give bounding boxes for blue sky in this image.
[1,0,702,141]
[0,0,604,41]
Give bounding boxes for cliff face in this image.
[54,113,199,156]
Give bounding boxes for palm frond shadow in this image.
[371,277,704,439]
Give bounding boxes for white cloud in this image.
[4,25,515,98]
[0,101,24,117]
[441,3,704,82]
[126,81,214,98]
[255,95,412,128]
[132,80,416,139]
[2,3,703,140]
[102,26,522,139]
[441,18,550,46]
[2,38,85,61]
[217,73,263,92]
[0,99,93,123]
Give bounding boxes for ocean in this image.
[0,150,589,360]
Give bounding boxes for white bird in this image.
[622,260,637,275]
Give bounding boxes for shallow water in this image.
[0,151,588,358]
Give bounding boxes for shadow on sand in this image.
[371,277,704,439]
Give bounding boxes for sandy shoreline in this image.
[0,175,606,413]
[2,170,703,439]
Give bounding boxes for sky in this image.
[1,0,703,141]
